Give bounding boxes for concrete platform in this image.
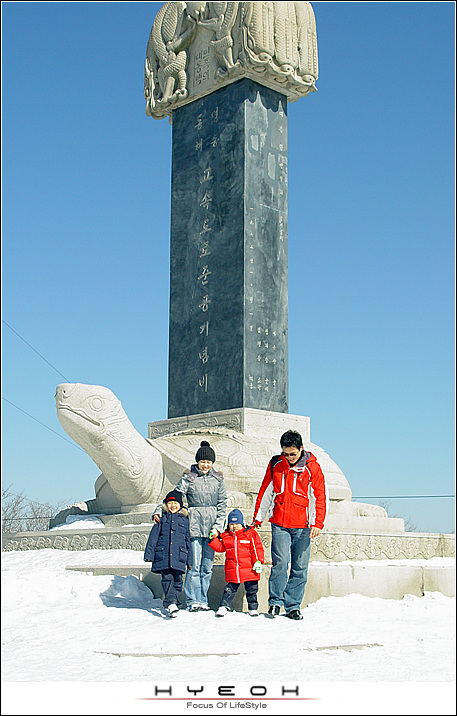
[4,524,455,610]
[65,558,455,612]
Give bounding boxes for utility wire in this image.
[5,517,55,522]
[352,495,454,500]
[2,325,455,503]
[2,320,70,382]
[2,397,85,453]
[2,320,80,451]
[3,394,455,497]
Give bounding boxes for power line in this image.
[2,397,85,453]
[4,517,55,522]
[2,318,455,504]
[2,320,70,382]
[352,495,454,500]
[3,395,455,497]
[3,399,455,495]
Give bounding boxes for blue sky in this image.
[2,2,455,534]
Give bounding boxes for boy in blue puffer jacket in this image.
[144,490,192,618]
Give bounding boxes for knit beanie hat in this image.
[164,490,183,508]
[227,508,244,526]
[195,440,216,463]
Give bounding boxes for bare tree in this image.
[2,485,28,533]
[379,499,418,533]
[2,484,67,533]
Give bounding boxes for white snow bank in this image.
[49,515,105,530]
[1,549,455,716]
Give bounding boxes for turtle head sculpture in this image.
[53,383,249,523]
[56,383,124,443]
[55,383,163,506]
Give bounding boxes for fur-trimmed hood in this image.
[183,464,224,482]
[162,501,188,518]
[144,503,192,572]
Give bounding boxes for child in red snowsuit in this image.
[208,508,264,616]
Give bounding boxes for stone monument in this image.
[4,4,454,607]
[47,1,402,534]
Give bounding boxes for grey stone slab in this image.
[148,407,310,441]
[168,79,288,418]
[64,561,455,610]
[422,565,456,597]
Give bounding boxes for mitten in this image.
[253,560,262,574]
[209,528,218,539]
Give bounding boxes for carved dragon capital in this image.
[145,1,318,119]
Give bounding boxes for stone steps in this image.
[65,560,455,611]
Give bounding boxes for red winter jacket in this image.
[209,527,265,583]
[253,452,327,530]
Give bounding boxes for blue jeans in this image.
[269,524,311,612]
[185,537,214,607]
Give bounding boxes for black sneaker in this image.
[285,609,303,620]
[268,605,280,617]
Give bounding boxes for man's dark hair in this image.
[280,430,303,449]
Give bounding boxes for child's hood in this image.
[162,502,189,518]
[183,465,224,481]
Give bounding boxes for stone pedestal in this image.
[145,407,406,533]
[148,407,351,503]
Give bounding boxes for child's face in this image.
[229,523,243,533]
[167,500,180,513]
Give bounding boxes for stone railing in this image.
[2,526,454,562]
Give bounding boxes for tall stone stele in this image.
[146,1,318,418]
[141,1,397,531]
[49,2,401,535]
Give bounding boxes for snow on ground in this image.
[1,549,455,715]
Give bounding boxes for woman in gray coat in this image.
[154,440,227,611]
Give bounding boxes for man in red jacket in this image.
[252,430,327,620]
